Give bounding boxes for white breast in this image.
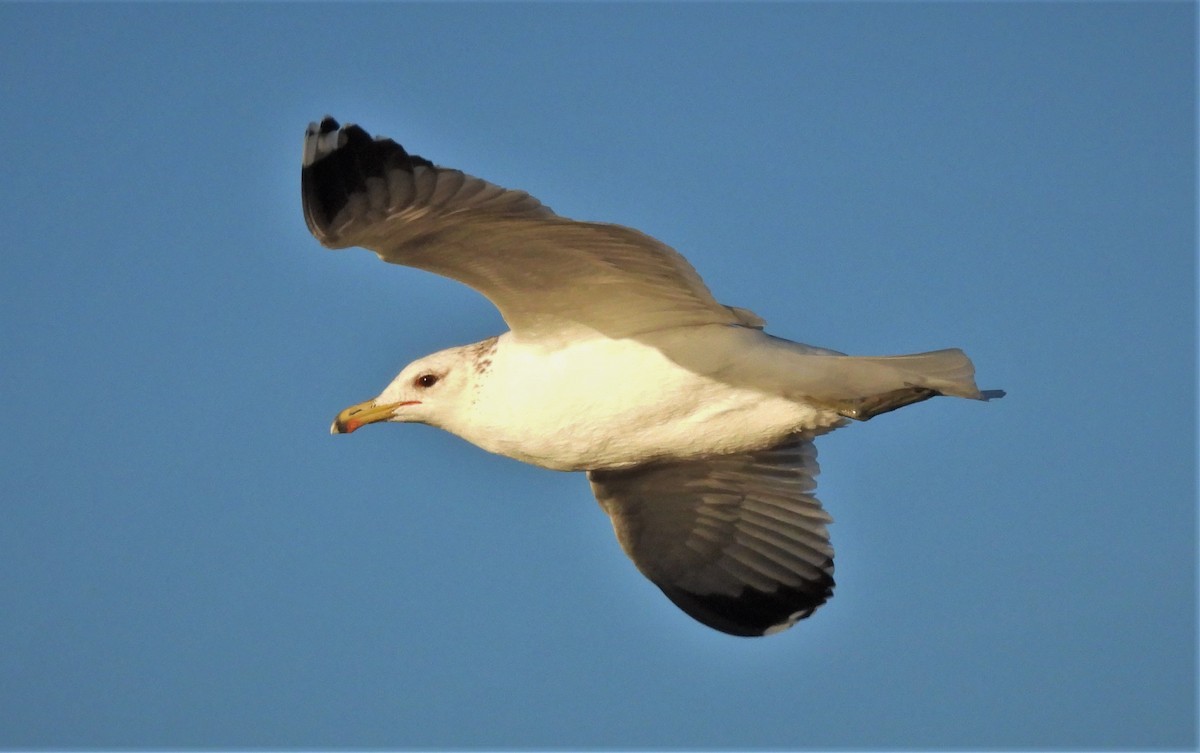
[449,328,840,471]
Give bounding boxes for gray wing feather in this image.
[301,117,747,340]
[588,437,835,637]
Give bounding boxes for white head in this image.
[330,342,484,435]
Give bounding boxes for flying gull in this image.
[301,117,1003,637]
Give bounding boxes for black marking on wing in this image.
[659,573,834,637]
[302,116,433,240]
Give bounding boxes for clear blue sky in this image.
[1,3,1194,749]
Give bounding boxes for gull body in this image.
[349,326,842,472]
[303,117,1002,637]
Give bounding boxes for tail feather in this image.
[820,349,1004,420]
[769,346,1003,419]
[847,348,983,399]
[693,329,1003,420]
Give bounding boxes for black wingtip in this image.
[659,570,835,637]
[301,116,435,245]
[302,116,344,169]
[303,116,433,168]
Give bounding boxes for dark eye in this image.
[415,374,439,389]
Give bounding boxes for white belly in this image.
[451,328,841,471]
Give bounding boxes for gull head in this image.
[330,344,481,435]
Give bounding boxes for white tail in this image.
[743,337,1003,420]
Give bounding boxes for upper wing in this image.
[302,117,749,340]
[588,437,835,637]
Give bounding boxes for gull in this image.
[301,117,1003,637]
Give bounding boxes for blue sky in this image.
[1,3,1194,749]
